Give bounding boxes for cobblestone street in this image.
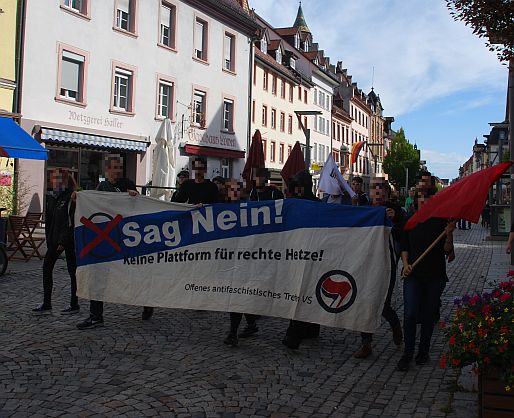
[0,225,509,418]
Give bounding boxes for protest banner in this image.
[75,191,391,333]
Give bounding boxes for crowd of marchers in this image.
[35,154,461,372]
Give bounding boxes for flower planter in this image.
[479,369,514,418]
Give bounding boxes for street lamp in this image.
[294,110,322,169]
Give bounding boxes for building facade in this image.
[0,0,18,117]
[18,0,258,211]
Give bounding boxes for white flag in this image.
[318,154,356,198]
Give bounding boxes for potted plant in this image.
[440,275,514,417]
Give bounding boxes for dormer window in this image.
[304,40,309,52]
[290,57,296,69]
[261,36,267,54]
[313,57,318,65]
[275,49,282,64]
[294,33,300,49]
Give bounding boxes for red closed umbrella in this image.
[242,130,265,189]
[281,141,306,182]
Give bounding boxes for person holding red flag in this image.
[397,174,455,371]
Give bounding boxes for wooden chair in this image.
[6,214,45,261]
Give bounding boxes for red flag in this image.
[281,141,305,182]
[350,141,365,165]
[405,162,512,230]
[242,130,265,190]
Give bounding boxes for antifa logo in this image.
[330,169,337,178]
[80,212,123,259]
[315,270,357,313]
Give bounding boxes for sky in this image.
[255,0,508,180]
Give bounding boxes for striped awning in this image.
[41,128,149,152]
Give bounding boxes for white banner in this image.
[75,191,391,332]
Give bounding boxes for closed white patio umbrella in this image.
[151,118,175,200]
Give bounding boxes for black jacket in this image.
[45,189,75,248]
[248,186,284,201]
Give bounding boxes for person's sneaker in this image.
[239,324,258,338]
[76,316,104,330]
[353,343,372,359]
[32,305,52,315]
[61,306,80,315]
[397,354,413,371]
[142,307,154,321]
[392,324,403,346]
[415,352,430,365]
[223,333,238,347]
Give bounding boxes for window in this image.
[224,32,235,72]
[280,112,285,132]
[262,105,267,127]
[314,89,317,105]
[194,18,208,61]
[288,115,293,134]
[262,139,267,160]
[252,100,255,123]
[298,86,302,100]
[261,36,267,54]
[304,89,307,104]
[294,33,300,49]
[253,62,257,85]
[313,143,317,162]
[271,109,276,129]
[289,57,296,69]
[280,79,285,99]
[156,77,174,119]
[279,143,284,163]
[289,83,293,102]
[270,141,276,162]
[113,68,132,112]
[288,145,292,156]
[115,0,136,34]
[272,75,277,95]
[62,0,88,17]
[303,116,308,129]
[263,70,268,91]
[159,2,176,49]
[314,116,317,132]
[58,48,87,104]
[193,89,206,127]
[222,98,234,132]
[275,48,282,64]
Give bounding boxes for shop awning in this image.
[41,128,149,152]
[184,144,245,159]
[0,117,48,160]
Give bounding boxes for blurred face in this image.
[416,175,433,210]
[192,159,206,181]
[225,180,242,202]
[370,178,387,206]
[352,180,362,194]
[105,157,123,182]
[177,174,189,185]
[213,180,224,192]
[48,169,69,192]
[253,173,267,189]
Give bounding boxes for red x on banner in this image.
[79,214,123,258]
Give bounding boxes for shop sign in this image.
[68,110,124,130]
[187,127,239,150]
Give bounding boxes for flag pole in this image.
[401,230,447,279]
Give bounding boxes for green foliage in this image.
[446,0,514,62]
[383,128,421,191]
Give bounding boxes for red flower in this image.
[482,305,491,316]
[500,293,512,302]
[449,335,456,346]
[451,358,461,366]
[439,354,447,369]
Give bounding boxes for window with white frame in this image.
[261,36,267,54]
[63,0,86,15]
[193,89,206,127]
[60,50,85,102]
[272,75,277,95]
[279,143,284,163]
[194,18,208,61]
[289,83,293,102]
[263,70,268,90]
[157,79,174,119]
[223,98,234,132]
[270,141,276,162]
[304,40,309,52]
[275,48,282,64]
[262,105,267,126]
[116,0,135,32]
[294,33,300,49]
[314,89,317,105]
[313,143,318,162]
[314,116,317,132]
[279,112,285,132]
[221,158,230,178]
[224,32,235,72]
[290,57,296,69]
[288,115,292,134]
[113,67,133,112]
[280,79,285,99]
[160,2,176,49]
[271,109,276,129]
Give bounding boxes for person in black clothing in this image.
[397,175,455,371]
[248,167,284,201]
[353,176,403,358]
[351,176,370,206]
[222,179,259,346]
[33,169,78,315]
[173,157,219,204]
[76,155,148,329]
[282,169,321,349]
[170,170,189,202]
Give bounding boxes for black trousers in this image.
[89,301,153,320]
[229,313,257,334]
[43,243,78,308]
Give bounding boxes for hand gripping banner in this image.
[75,191,392,333]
